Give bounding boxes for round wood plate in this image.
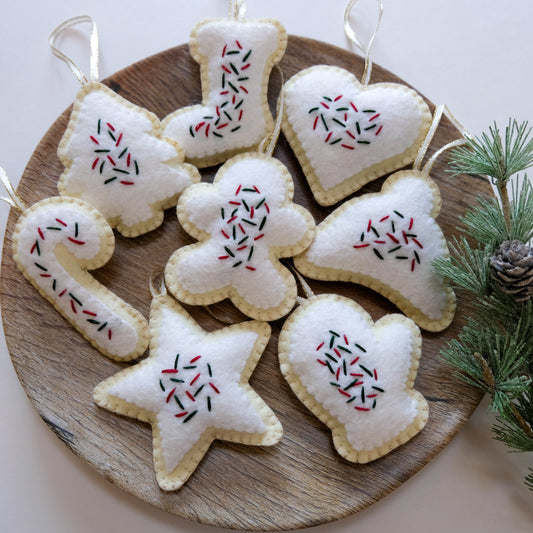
[1,36,489,530]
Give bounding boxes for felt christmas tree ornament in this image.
[281,0,432,205]
[51,16,200,237]
[294,106,464,331]
[1,167,149,361]
[278,288,428,463]
[161,0,287,168]
[94,289,282,491]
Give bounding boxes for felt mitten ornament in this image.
[279,292,428,463]
[162,0,287,168]
[94,290,282,491]
[281,0,432,205]
[1,168,148,361]
[51,16,200,237]
[294,106,463,331]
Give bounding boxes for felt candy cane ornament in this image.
[162,0,287,168]
[52,16,200,238]
[294,106,467,332]
[282,0,432,206]
[1,168,149,361]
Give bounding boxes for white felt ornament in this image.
[162,2,287,168]
[279,293,428,463]
[165,152,315,321]
[94,292,282,491]
[3,175,149,361]
[294,106,464,331]
[281,1,432,205]
[52,16,200,237]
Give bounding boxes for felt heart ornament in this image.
[282,65,432,205]
[293,170,456,332]
[279,294,428,463]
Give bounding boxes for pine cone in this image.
[490,240,533,302]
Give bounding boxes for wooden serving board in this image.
[1,36,489,530]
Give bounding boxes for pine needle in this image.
[448,119,533,186]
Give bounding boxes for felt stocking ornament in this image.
[294,106,466,332]
[282,0,432,205]
[51,16,200,238]
[94,287,282,491]
[1,167,149,361]
[162,0,287,168]
[278,276,428,463]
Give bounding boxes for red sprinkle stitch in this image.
[162,369,178,374]
[56,218,67,227]
[210,383,220,394]
[316,342,325,351]
[166,388,177,403]
[68,237,85,245]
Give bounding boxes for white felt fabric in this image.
[174,155,311,310]
[163,19,284,160]
[104,301,267,473]
[301,173,449,320]
[285,296,418,451]
[284,65,427,190]
[13,200,140,359]
[60,84,194,230]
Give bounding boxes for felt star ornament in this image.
[94,293,282,491]
[164,153,315,321]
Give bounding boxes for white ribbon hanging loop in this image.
[0,167,27,214]
[344,0,383,86]
[49,15,100,86]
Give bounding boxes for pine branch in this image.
[433,237,492,295]
[448,120,533,185]
[441,119,533,490]
[448,119,533,233]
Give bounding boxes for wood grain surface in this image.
[1,36,489,530]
